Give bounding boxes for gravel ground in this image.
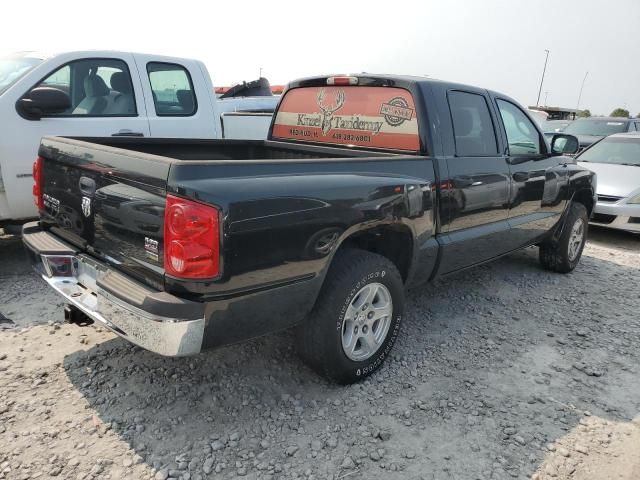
[0,227,639,480]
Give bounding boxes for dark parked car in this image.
[542,120,572,133]
[563,117,640,152]
[23,74,595,383]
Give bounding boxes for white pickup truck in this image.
[0,51,279,226]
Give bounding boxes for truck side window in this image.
[496,100,542,155]
[147,62,197,116]
[32,58,136,116]
[448,91,498,157]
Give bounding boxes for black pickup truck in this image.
[23,74,596,383]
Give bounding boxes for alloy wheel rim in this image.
[341,282,393,362]
[568,218,585,262]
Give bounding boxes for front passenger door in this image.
[24,56,150,137]
[495,99,568,248]
[8,54,150,220]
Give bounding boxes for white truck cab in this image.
[0,51,279,225]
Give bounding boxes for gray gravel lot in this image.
[0,227,639,480]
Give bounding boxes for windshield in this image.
[578,136,640,166]
[0,56,42,96]
[564,118,629,136]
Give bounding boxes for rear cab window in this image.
[448,90,498,156]
[272,86,420,152]
[147,62,197,116]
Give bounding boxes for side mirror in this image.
[17,87,71,120]
[550,133,579,155]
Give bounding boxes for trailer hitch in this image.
[64,304,94,327]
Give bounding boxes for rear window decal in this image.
[380,97,414,126]
[272,86,420,151]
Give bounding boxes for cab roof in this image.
[286,73,516,104]
[288,73,480,90]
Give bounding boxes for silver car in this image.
[577,133,640,233]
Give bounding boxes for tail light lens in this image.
[33,156,44,210]
[326,76,359,86]
[164,194,220,279]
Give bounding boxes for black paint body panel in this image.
[35,74,596,349]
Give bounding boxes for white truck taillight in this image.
[32,156,44,210]
[163,194,221,279]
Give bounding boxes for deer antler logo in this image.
[317,88,345,135]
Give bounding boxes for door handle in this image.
[470,181,484,187]
[112,129,144,137]
[78,176,96,195]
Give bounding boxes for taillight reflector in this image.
[163,194,220,279]
[33,156,44,210]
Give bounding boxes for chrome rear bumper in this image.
[22,223,205,356]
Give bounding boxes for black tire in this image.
[297,249,404,384]
[539,202,589,273]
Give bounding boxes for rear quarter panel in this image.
[221,113,274,140]
[167,157,437,346]
[167,158,437,294]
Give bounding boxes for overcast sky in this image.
[1,0,638,116]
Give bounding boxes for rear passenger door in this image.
[438,89,512,274]
[132,55,218,138]
[493,98,568,247]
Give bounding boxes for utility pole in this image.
[536,49,550,106]
[576,71,589,111]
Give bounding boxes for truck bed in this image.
[37,136,436,303]
[65,136,399,162]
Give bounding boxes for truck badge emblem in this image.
[145,237,159,255]
[380,97,414,126]
[317,88,345,135]
[81,196,91,217]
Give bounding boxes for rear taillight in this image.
[163,194,220,279]
[32,156,44,210]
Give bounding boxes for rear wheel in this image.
[539,202,588,273]
[297,249,404,384]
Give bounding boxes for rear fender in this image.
[313,179,432,296]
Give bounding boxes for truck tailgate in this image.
[37,137,170,289]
